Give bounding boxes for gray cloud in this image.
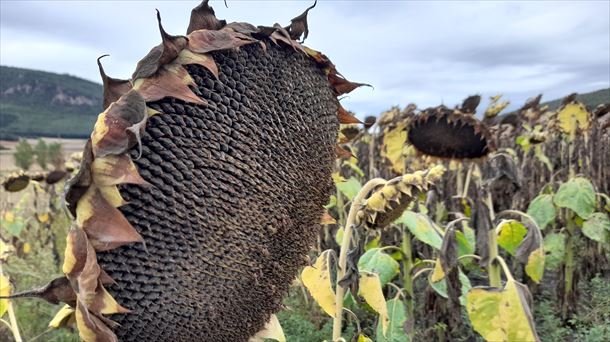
[1,0,608,116]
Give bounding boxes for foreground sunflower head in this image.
[6,1,368,341]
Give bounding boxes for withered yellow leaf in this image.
[359,272,389,336]
[301,250,336,317]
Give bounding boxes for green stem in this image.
[485,191,501,287]
[401,229,415,340]
[7,300,23,342]
[332,178,386,341]
[562,217,576,320]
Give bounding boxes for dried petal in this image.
[133,65,206,105]
[91,154,148,186]
[75,299,118,342]
[327,71,371,96]
[63,227,89,276]
[175,49,219,78]
[188,29,257,54]
[338,105,362,124]
[65,140,94,216]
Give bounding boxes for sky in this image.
[1,0,609,117]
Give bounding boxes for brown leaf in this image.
[224,22,260,35]
[336,145,353,159]
[65,140,95,217]
[80,187,144,252]
[75,299,118,342]
[473,196,492,267]
[270,24,307,54]
[91,90,147,158]
[187,0,226,34]
[97,55,132,110]
[303,47,332,68]
[285,0,316,42]
[77,240,101,298]
[0,277,76,307]
[132,10,188,80]
[134,65,206,106]
[338,105,362,124]
[92,154,149,186]
[327,71,371,96]
[188,29,257,54]
[88,282,130,315]
[63,227,89,277]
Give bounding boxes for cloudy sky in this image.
[1,0,609,116]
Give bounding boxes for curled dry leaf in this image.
[65,140,95,216]
[285,0,317,42]
[91,90,147,158]
[49,305,76,329]
[327,71,371,97]
[0,276,76,306]
[91,154,149,186]
[175,49,219,78]
[132,10,188,80]
[338,105,362,124]
[97,55,132,110]
[187,0,226,34]
[460,94,481,114]
[75,299,118,342]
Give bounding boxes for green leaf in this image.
[582,213,610,244]
[466,280,540,342]
[358,248,400,286]
[397,211,443,250]
[376,298,408,342]
[553,177,596,219]
[429,269,472,306]
[543,232,566,270]
[497,220,528,256]
[525,248,545,283]
[1,214,25,237]
[527,194,556,230]
[336,176,362,201]
[456,230,475,256]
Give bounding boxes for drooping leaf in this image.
[335,176,362,201]
[132,10,188,80]
[543,232,566,270]
[397,211,443,250]
[430,258,445,283]
[514,221,542,265]
[466,280,541,342]
[187,0,226,34]
[497,220,528,256]
[357,248,400,286]
[97,55,132,110]
[525,248,545,283]
[249,314,286,342]
[429,269,471,306]
[382,123,407,174]
[473,197,493,266]
[0,277,76,306]
[376,298,408,342]
[300,250,336,317]
[526,194,556,230]
[359,272,389,336]
[553,177,596,219]
[582,213,610,244]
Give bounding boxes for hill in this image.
[0,65,103,139]
[541,88,610,111]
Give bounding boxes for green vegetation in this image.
[12,139,34,171]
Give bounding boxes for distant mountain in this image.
[0,65,103,140]
[540,88,610,111]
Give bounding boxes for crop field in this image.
[1,93,609,341]
[0,1,609,342]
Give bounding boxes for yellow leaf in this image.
[430,258,445,282]
[359,272,389,335]
[301,250,336,317]
[525,248,545,283]
[248,314,286,342]
[49,305,76,328]
[557,101,590,137]
[357,334,374,342]
[466,280,540,342]
[0,273,11,317]
[382,123,407,174]
[4,211,15,223]
[332,172,346,184]
[22,242,31,254]
[37,212,50,223]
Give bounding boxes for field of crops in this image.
[1,91,609,341]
